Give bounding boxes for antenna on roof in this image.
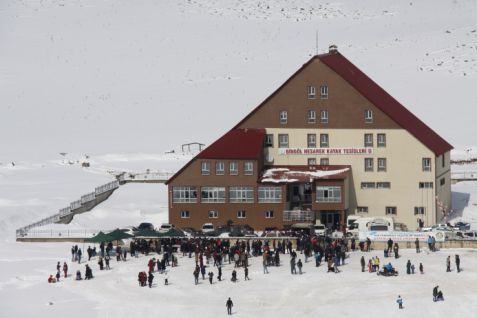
[315,30,319,55]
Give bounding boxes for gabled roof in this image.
[319,52,452,156]
[235,51,452,156]
[166,128,265,184]
[197,128,265,159]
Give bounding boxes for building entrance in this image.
[320,211,341,230]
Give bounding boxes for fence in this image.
[18,229,110,238]
[81,192,96,204]
[283,210,314,222]
[451,170,477,180]
[95,180,119,195]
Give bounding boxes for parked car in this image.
[201,223,215,234]
[453,222,471,231]
[137,222,154,231]
[158,223,175,233]
[456,230,477,239]
[313,223,329,236]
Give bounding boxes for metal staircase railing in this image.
[16,180,119,237]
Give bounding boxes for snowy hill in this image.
[1,0,476,162]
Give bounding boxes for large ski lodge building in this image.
[166,46,453,232]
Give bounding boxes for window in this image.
[307,134,317,148]
[308,110,316,123]
[201,187,226,203]
[385,206,397,215]
[173,187,198,203]
[201,161,210,175]
[237,210,246,218]
[365,158,374,172]
[280,111,288,124]
[365,109,373,123]
[419,182,433,189]
[208,210,219,218]
[316,186,341,203]
[308,158,317,165]
[320,158,329,166]
[258,187,282,203]
[320,110,329,123]
[357,206,369,213]
[265,134,273,147]
[278,134,289,148]
[320,85,328,99]
[377,182,391,189]
[229,162,238,175]
[378,158,387,172]
[440,178,446,186]
[229,187,254,203]
[215,162,224,175]
[244,162,253,175]
[422,158,431,171]
[180,210,190,218]
[364,134,373,147]
[265,210,274,218]
[307,86,316,99]
[414,207,425,215]
[377,134,386,147]
[320,134,329,148]
[361,182,376,189]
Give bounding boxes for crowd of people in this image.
[48,234,464,313]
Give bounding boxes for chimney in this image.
[328,44,338,53]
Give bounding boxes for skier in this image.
[226,297,233,315]
[396,295,403,309]
[455,254,461,273]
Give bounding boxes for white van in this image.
[314,222,328,236]
[159,223,175,233]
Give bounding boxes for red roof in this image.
[235,52,452,156]
[319,52,452,156]
[260,165,350,184]
[197,128,265,159]
[166,128,264,184]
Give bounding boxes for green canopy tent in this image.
[107,228,134,241]
[160,228,185,237]
[134,229,162,238]
[86,231,114,243]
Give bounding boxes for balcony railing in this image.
[283,210,314,222]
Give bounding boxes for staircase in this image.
[16,180,119,237]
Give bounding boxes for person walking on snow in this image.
[226,297,233,315]
[360,256,366,272]
[397,295,403,309]
[419,263,424,274]
[208,271,214,284]
[415,238,420,253]
[297,259,303,274]
[455,254,461,273]
[446,256,451,272]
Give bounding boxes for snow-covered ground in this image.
[2,0,477,316]
[2,243,477,318]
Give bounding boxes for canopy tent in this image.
[87,231,113,243]
[107,228,134,241]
